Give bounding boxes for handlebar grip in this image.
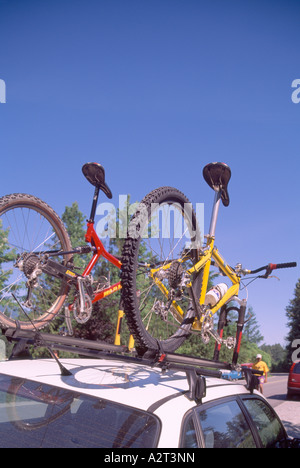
[269,262,297,271]
[250,262,297,277]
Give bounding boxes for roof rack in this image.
[3,327,262,403]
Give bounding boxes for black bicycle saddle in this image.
[203,162,231,207]
[82,162,113,199]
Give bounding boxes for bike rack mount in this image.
[3,327,261,400]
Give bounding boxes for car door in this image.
[180,395,288,448]
[180,396,259,448]
[240,396,288,448]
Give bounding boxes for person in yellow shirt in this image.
[252,354,269,394]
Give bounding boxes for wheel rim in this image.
[0,202,69,327]
[131,200,200,347]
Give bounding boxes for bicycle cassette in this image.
[73,293,93,324]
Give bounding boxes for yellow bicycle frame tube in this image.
[149,235,241,330]
[189,237,241,327]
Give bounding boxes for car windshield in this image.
[0,374,160,448]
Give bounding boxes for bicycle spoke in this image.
[0,194,71,329]
[121,187,202,353]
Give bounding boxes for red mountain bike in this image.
[0,163,125,337]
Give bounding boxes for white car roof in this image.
[0,357,262,448]
[0,357,253,412]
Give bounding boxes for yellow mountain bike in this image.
[121,162,297,358]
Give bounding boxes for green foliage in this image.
[60,199,133,347]
[61,202,87,271]
[0,220,17,289]
[0,220,20,359]
[285,278,300,364]
[243,306,264,345]
[261,343,287,371]
[61,202,86,246]
[0,220,20,319]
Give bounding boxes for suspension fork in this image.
[213,297,247,366]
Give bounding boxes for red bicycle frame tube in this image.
[83,222,122,303]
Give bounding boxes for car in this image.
[241,363,253,369]
[287,361,300,399]
[221,369,242,381]
[0,354,299,449]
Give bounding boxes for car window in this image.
[243,398,286,448]
[293,363,300,374]
[197,399,256,448]
[181,414,198,448]
[0,375,160,448]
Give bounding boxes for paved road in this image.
[263,373,289,408]
[263,373,300,440]
[239,372,299,439]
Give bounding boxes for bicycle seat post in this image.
[88,186,100,223]
[208,191,221,238]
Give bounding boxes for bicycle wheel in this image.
[121,187,203,355]
[0,193,72,330]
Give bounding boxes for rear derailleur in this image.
[15,250,94,324]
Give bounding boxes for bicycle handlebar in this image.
[250,262,297,278]
[269,262,297,270]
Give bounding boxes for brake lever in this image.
[259,262,297,279]
[259,265,272,279]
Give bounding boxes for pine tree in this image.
[0,220,17,289]
[261,343,287,371]
[0,220,17,357]
[285,278,300,364]
[60,202,118,342]
[61,202,87,271]
[243,306,264,345]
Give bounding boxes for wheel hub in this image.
[16,253,41,279]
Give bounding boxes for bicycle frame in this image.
[61,179,131,347]
[150,191,243,333]
[82,221,134,347]
[41,173,133,348]
[84,221,122,303]
[191,190,242,326]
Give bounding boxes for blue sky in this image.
[1,0,300,345]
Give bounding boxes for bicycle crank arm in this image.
[201,314,236,349]
[209,328,236,350]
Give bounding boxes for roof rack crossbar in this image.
[3,327,261,401]
[4,328,233,372]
